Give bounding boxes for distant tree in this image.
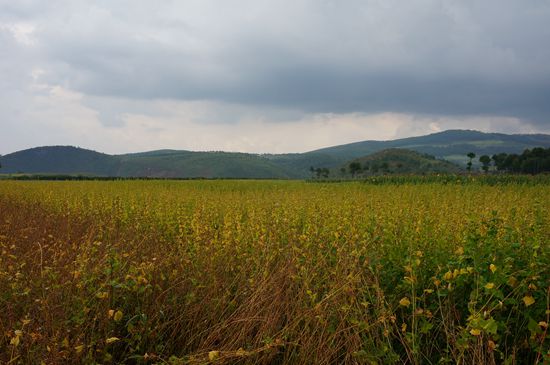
[491,153,508,171]
[309,166,315,178]
[486,148,550,174]
[479,155,491,173]
[521,158,538,174]
[380,162,389,173]
[315,168,323,179]
[321,168,330,178]
[340,167,346,176]
[523,147,548,174]
[504,154,520,172]
[466,152,476,172]
[349,162,362,177]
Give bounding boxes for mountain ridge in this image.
[2,130,550,178]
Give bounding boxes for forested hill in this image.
[0,147,302,179]
[302,130,550,167]
[0,146,119,175]
[1,130,550,178]
[342,149,461,176]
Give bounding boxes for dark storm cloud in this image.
[215,68,550,121]
[2,0,550,124]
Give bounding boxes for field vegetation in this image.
[0,179,549,364]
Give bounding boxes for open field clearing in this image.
[0,180,549,364]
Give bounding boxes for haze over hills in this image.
[1,130,550,178]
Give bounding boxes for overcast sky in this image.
[1,0,550,155]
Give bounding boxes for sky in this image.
[1,0,550,155]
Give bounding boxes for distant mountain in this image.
[115,150,301,178]
[339,149,461,176]
[0,146,301,178]
[1,130,550,178]
[304,130,550,167]
[0,146,119,175]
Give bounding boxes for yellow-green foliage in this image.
[0,180,549,364]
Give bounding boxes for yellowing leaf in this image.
[523,295,535,307]
[470,328,481,336]
[485,282,495,289]
[208,350,220,360]
[108,309,114,318]
[74,344,85,354]
[10,336,20,346]
[114,310,123,322]
[489,264,497,273]
[96,291,109,299]
[399,297,411,307]
[105,337,120,344]
[236,347,248,356]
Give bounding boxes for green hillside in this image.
[0,146,119,175]
[0,147,301,178]
[339,149,461,177]
[115,150,302,178]
[264,152,344,173]
[1,130,549,178]
[305,130,550,167]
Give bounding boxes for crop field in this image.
[0,179,549,364]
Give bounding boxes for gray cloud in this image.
[33,2,550,118]
[1,0,550,154]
